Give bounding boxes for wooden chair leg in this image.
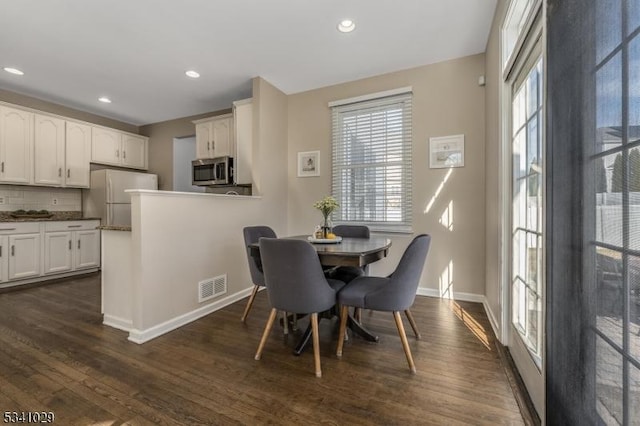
[336,305,349,357]
[404,309,421,339]
[255,308,278,360]
[310,312,321,378]
[241,285,260,322]
[393,311,416,374]
[354,307,362,323]
[282,311,289,335]
[292,313,298,331]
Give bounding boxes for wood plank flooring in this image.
[0,273,526,425]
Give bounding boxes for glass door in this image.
[509,50,545,414]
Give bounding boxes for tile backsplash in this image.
[0,185,81,212]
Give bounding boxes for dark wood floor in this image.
[0,273,525,425]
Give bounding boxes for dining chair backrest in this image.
[332,225,370,239]
[259,238,337,314]
[243,226,277,287]
[366,234,431,311]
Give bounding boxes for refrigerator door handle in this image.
[106,204,112,226]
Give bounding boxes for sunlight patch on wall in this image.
[425,168,454,213]
[439,200,454,231]
[439,260,454,299]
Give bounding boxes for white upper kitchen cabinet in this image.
[92,127,148,170]
[91,127,121,166]
[0,106,33,184]
[65,121,91,188]
[34,114,66,186]
[233,99,253,185]
[194,114,234,159]
[121,134,147,169]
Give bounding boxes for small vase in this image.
[322,216,330,238]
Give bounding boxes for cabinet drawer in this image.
[0,223,40,234]
[45,220,99,232]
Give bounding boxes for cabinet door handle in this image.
[67,225,82,228]
[212,140,215,151]
[68,240,72,250]
[0,246,2,257]
[67,169,70,178]
[78,240,81,250]
[11,245,14,256]
[116,149,119,158]
[207,142,210,151]
[1,162,4,173]
[123,151,126,159]
[58,168,62,177]
[0,228,16,231]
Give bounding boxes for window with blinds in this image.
[330,91,412,233]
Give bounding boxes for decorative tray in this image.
[307,236,342,244]
[10,213,54,219]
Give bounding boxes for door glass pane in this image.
[512,56,543,364]
[596,335,624,425]
[596,53,623,153]
[596,0,622,64]
[597,152,624,246]
[596,247,624,347]
[631,364,640,423]
[630,35,640,143]
[629,255,640,362]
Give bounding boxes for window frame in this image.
[329,88,413,234]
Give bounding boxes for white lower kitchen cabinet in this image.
[0,222,40,282]
[0,235,7,283]
[8,232,41,281]
[44,221,100,275]
[0,220,100,288]
[44,231,73,274]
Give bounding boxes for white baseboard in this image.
[416,287,484,303]
[103,314,133,332]
[127,286,254,344]
[482,298,502,343]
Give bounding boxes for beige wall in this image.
[484,0,508,334]
[252,77,288,208]
[287,55,487,296]
[139,109,230,190]
[0,88,138,133]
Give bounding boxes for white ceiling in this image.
[0,0,497,126]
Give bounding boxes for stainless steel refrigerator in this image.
[83,169,158,226]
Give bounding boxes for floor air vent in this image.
[198,274,227,303]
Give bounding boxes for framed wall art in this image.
[429,134,465,168]
[297,150,320,177]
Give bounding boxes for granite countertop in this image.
[98,225,131,232]
[0,211,101,223]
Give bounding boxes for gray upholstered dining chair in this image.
[254,238,346,378]
[336,234,431,373]
[241,226,277,323]
[326,225,371,282]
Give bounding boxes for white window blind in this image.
[331,92,412,233]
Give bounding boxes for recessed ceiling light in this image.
[3,67,24,76]
[98,96,112,104]
[337,19,355,33]
[185,70,200,78]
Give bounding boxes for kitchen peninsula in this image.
[101,189,271,343]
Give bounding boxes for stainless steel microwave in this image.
[192,156,234,186]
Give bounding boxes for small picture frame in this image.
[429,134,465,169]
[297,150,320,177]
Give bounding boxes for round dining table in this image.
[248,234,392,353]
